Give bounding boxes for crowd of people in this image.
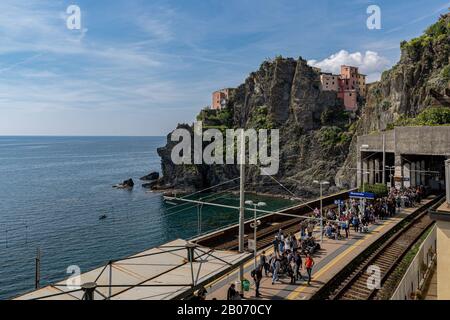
[224,185,427,300]
[319,186,426,240]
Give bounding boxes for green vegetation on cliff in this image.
[249,105,275,130]
[319,126,352,148]
[400,14,450,55]
[196,107,233,130]
[387,106,450,129]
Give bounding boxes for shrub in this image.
[441,64,450,82]
[359,183,388,197]
[381,100,391,111]
[389,106,450,128]
[425,18,448,38]
[250,105,274,129]
[414,106,450,126]
[319,126,351,147]
[196,107,233,127]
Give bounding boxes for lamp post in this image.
[245,200,266,269]
[313,180,329,243]
[361,171,370,216]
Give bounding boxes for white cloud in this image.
[135,9,174,42]
[308,50,391,82]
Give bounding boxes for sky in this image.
[0,0,448,136]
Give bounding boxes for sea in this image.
[0,136,295,299]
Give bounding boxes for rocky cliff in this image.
[336,12,450,187]
[157,57,353,196]
[157,12,450,197]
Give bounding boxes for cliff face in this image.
[157,57,353,196]
[336,12,450,187]
[157,13,450,196]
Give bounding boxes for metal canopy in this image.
[15,239,251,300]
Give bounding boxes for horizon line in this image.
[0,134,166,137]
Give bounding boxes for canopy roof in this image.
[15,239,251,300]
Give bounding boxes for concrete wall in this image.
[391,226,436,300]
[357,127,450,156]
[395,127,450,156]
[357,130,395,152]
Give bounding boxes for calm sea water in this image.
[0,136,294,299]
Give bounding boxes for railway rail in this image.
[311,194,444,300]
[193,189,355,250]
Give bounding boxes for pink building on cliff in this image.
[212,88,235,110]
[318,65,366,111]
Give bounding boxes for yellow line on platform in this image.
[286,221,390,300]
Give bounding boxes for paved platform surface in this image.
[204,197,434,300]
[423,267,437,300]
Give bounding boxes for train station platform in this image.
[423,267,437,300]
[205,196,436,300]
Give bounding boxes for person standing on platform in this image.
[294,250,304,281]
[272,236,279,253]
[251,264,263,298]
[227,283,238,300]
[292,234,298,252]
[307,223,314,237]
[260,251,270,276]
[272,255,280,284]
[305,253,315,286]
[343,219,349,238]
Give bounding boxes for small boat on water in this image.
[99,214,107,220]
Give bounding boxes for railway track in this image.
[211,201,341,251]
[194,189,355,250]
[311,195,444,300]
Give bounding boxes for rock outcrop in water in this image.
[156,13,450,197]
[113,178,134,189]
[140,171,159,181]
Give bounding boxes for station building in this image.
[358,126,450,299]
[356,126,450,191]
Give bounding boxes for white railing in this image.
[390,225,436,300]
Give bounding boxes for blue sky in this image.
[0,0,448,136]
